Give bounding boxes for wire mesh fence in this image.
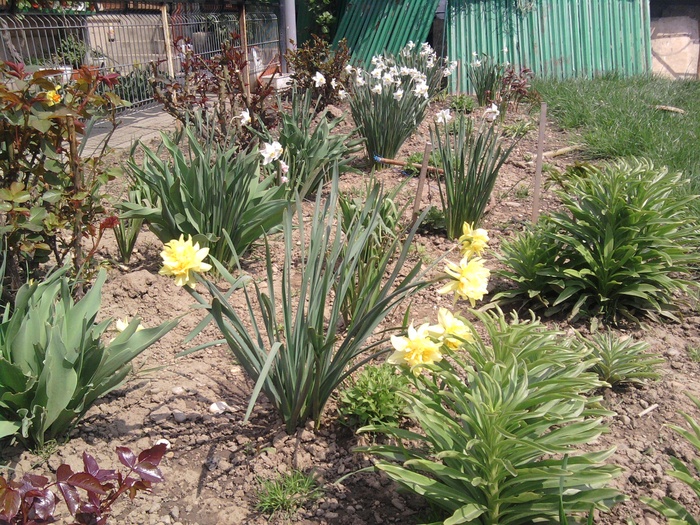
[0,9,280,109]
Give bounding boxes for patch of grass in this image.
[534,75,700,216]
[255,470,322,515]
[687,344,700,363]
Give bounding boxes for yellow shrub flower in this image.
[459,222,489,258]
[387,323,442,369]
[44,88,62,106]
[438,256,490,306]
[159,234,212,287]
[428,308,474,349]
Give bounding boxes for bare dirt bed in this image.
[2,101,700,525]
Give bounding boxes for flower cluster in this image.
[348,41,455,102]
[388,225,491,371]
[439,221,491,306]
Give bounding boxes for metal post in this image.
[240,3,250,97]
[161,4,175,78]
[279,0,297,72]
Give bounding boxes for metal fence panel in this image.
[0,10,280,108]
[333,0,441,67]
[446,0,652,93]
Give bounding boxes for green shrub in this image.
[359,310,625,524]
[0,267,176,448]
[190,175,431,433]
[285,36,351,110]
[122,128,288,270]
[431,113,517,237]
[450,93,476,114]
[642,394,700,524]
[582,331,663,386]
[114,178,157,264]
[338,364,409,428]
[497,159,700,323]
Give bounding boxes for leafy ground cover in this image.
[1,84,700,525]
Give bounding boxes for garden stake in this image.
[531,102,547,223]
[412,141,433,223]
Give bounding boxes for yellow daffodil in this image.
[438,256,490,306]
[459,222,489,258]
[114,317,144,332]
[159,234,212,288]
[428,308,474,349]
[387,323,443,369]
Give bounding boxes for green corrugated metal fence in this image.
[333,0,441,66]
[447,0,652,93]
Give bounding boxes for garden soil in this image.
[2,101,700,525]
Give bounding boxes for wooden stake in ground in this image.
[412,142,433,224]
[531,102,547,223]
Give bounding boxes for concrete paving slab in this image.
[82,105,176,154]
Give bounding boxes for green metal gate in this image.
[447,0,652,92]
[333,0,441,66]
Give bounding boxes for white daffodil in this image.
[436,109,452,124]
[239,109,251,126]
[406,40,415,50]
[382,72,395,86]
[344,64,354,75]
[484,103,500,122]
[371,68,383,80]
[371,84,383,94]
[356,74,366,87]
[393,88,404,101]
[338,89,348,100]
[473,59,482,67]
[260,141,283,165]
[414,81,429,99]
[331,78,338,89]
[312,71,326,87]
[279,160,289,174]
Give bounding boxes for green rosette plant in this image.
[0,267,177,448]
[497,159,700,323]
[358,309,625,524]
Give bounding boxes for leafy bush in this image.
[112,65,154,104]
[122,128,288,270]
[0,443,166,525]
[262,88,362,197]
[582,331,663,386]
[431,113,517,237]
[497,159,700,323]
[151,35,277,147]
[642,394,700,524]
[338,364,408,428]
[360,310,625,524]
[0,267,176,448]
[349,42,455,161]
[188,176,431,433]
[450,93,475,114]
[0,62,123,293]
[285,36,351,110]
